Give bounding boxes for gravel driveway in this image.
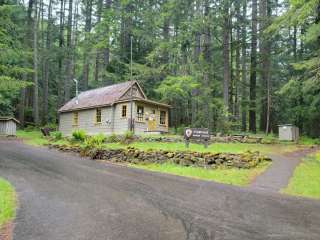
[0,140,319,240]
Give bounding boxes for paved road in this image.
[249,148,316,192]
[0,140,320,240]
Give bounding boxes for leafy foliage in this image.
[84,134,106,149]
[72,130,87,142]
[50,131,63,141]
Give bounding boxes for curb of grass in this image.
[0,178,17,240]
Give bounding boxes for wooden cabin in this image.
[0,117,19,136]
[58,81,170,136]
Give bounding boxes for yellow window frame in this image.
[73,112,79,126]
[95,108,102,124]
[160,110,167,126]
[121,105,127,118]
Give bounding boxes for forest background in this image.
[1,0,319,136]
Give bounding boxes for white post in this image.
[73,79,79,104]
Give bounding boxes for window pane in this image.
[137,106,144,121]
[73,112,78,125]
[160,111,166,125]
[122,105,127,117]
[96,109,102,123]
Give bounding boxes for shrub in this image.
[84,134,106,149]
[121,131,134,144]
[42,123,57,130]
[24,125,37,132]
[107,133,119,143]
[72,130,86,142]
[50,131,62,141]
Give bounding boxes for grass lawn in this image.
[282,152,320,199]
[0,178,16,228]
[16,130,49,146]
[16,130,68,146]
[16,130,304,155]
[105,141,299,155]
[130,161,271,186]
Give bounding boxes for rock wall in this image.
[48,144,271,169]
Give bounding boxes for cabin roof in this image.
[58,81,169,113]
[0,117,20,124]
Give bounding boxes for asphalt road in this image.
[0,140,320,240]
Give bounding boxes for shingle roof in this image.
[59,81,137,113]
[0,117,20,124]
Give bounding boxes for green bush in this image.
[84,134,106,149]
[107,133,119,143]
[299,136,320,145]
[175,125,186,135]
[121,131,134,144]
[72,130,87,142]
[24,125,37,132]
[50,131,62,141]
[42,123,57,130]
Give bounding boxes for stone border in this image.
[48,144,272,169]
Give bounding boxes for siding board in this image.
[59,101,169,136]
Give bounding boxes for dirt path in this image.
[249,147,317,192]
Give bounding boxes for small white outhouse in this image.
[0,117,19,136]
[278,124,299,142]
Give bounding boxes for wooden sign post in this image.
[184,128,210,148]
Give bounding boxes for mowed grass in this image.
[16,130,301,154]
[0,178,16,227]
[16,130,68,146]
[106,141,299,154]
[130,162,271,186]
[282,152,320,199]
[16,130,49,146]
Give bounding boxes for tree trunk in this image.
[33,0,39,125]
[64,0,73,101]
[102,0,112,80]
[42,0,52,124]
[194,0,201,63]
[19,0,34,126]
[223,0,230,111]
[241,0,247,132]
[235,0,241,120]
[249,0,257,133]
[58,0,65,105]
[94,0,103,84]
[259,0,271,133]
[241,0,247,131]
[82,0,93,91]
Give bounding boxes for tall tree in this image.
[241,0,247,131]
[259,0,272,133]
[32,0,39,125]
[64,0,73,102]
[58,0,65,104]
[223,0,230,111]
[249,0,258,133]
[42,0,53,124]
[81,0,93,91]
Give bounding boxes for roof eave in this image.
[58,103,113,113]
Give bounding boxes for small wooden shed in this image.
[0,117,20,136]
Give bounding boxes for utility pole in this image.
[73,79,79,104]
[130,36,134,133]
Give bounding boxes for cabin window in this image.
[73,112,79,126]
[96,108,102,124]
[137,106,144,122]
[160,110,166,125]
[122,105,127,118]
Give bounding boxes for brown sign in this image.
[184,128,210,141]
